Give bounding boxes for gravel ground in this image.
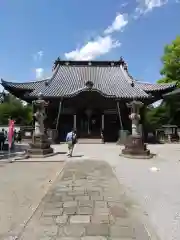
[53,143,180,240]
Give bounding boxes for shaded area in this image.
[0,144,28,160]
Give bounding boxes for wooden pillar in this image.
[56,99,63,130]
[32,100,35,128]
[116,101,123,129]
[101,114,104,130]
[73,114,77,130]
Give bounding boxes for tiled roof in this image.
[1,60,176,99]
[29,63,149,99]
[1,78,48,90]
[135,81,175,92]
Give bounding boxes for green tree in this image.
[0,93,32,125]
[144,103,170,131]
[157,35,180,86]
[146,36,180,130]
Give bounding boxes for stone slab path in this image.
[18,160,156,240]
[52,143,180,240]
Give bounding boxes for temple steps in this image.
[77,138,103,144]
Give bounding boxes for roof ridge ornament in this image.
[119,57,128,71]
[119,56,134,87]
[85,81,94,89]
[52,57,61,71]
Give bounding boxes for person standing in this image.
[17,130,22,143]
[0,129,6,151]
[66,129,77,157]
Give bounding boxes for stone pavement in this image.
[51,143,180,240]
[19,160,155,240]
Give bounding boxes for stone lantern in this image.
[121,100,152,158]
[27,93,54,157]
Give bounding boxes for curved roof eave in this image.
[135,81,176,92]
[58,87,117,98]
[28,87,116,99]
[163,88,180,97]
[1,78,48,91]
[28,87,150,100]
[1,64,60,94]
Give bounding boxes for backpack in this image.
[72,133,77,145]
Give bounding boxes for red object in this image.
[8,119,15,149]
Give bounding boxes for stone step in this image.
[77,138,103,144]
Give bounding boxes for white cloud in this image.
[64,0,177,61]
[120,2,128,8]
[35,68,44,80]
[65,36,121,61]
[145,0,168,11]
[37,50,43,59]
[33,51,44,62]
[104,13,128,34]
[65,11,130,61]
[135,0,168,16]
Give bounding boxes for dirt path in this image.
[0,159,65,239]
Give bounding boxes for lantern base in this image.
[121,135,153,159]
[27,134,54,158]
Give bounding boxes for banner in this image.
[8,119,15,149]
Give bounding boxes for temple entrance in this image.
[104,114,119,142]
[77,108,101,138]
[58,114,73,141]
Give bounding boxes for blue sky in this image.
[0,0,179,86]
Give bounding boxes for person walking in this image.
[66,129,77,157]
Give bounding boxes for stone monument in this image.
[27,93,54,157]
[121,100,152,158]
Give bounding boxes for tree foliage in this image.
[157,35,180,85]
[147,36,180,130]
[144,103,169,131]
[0,93,32,125]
